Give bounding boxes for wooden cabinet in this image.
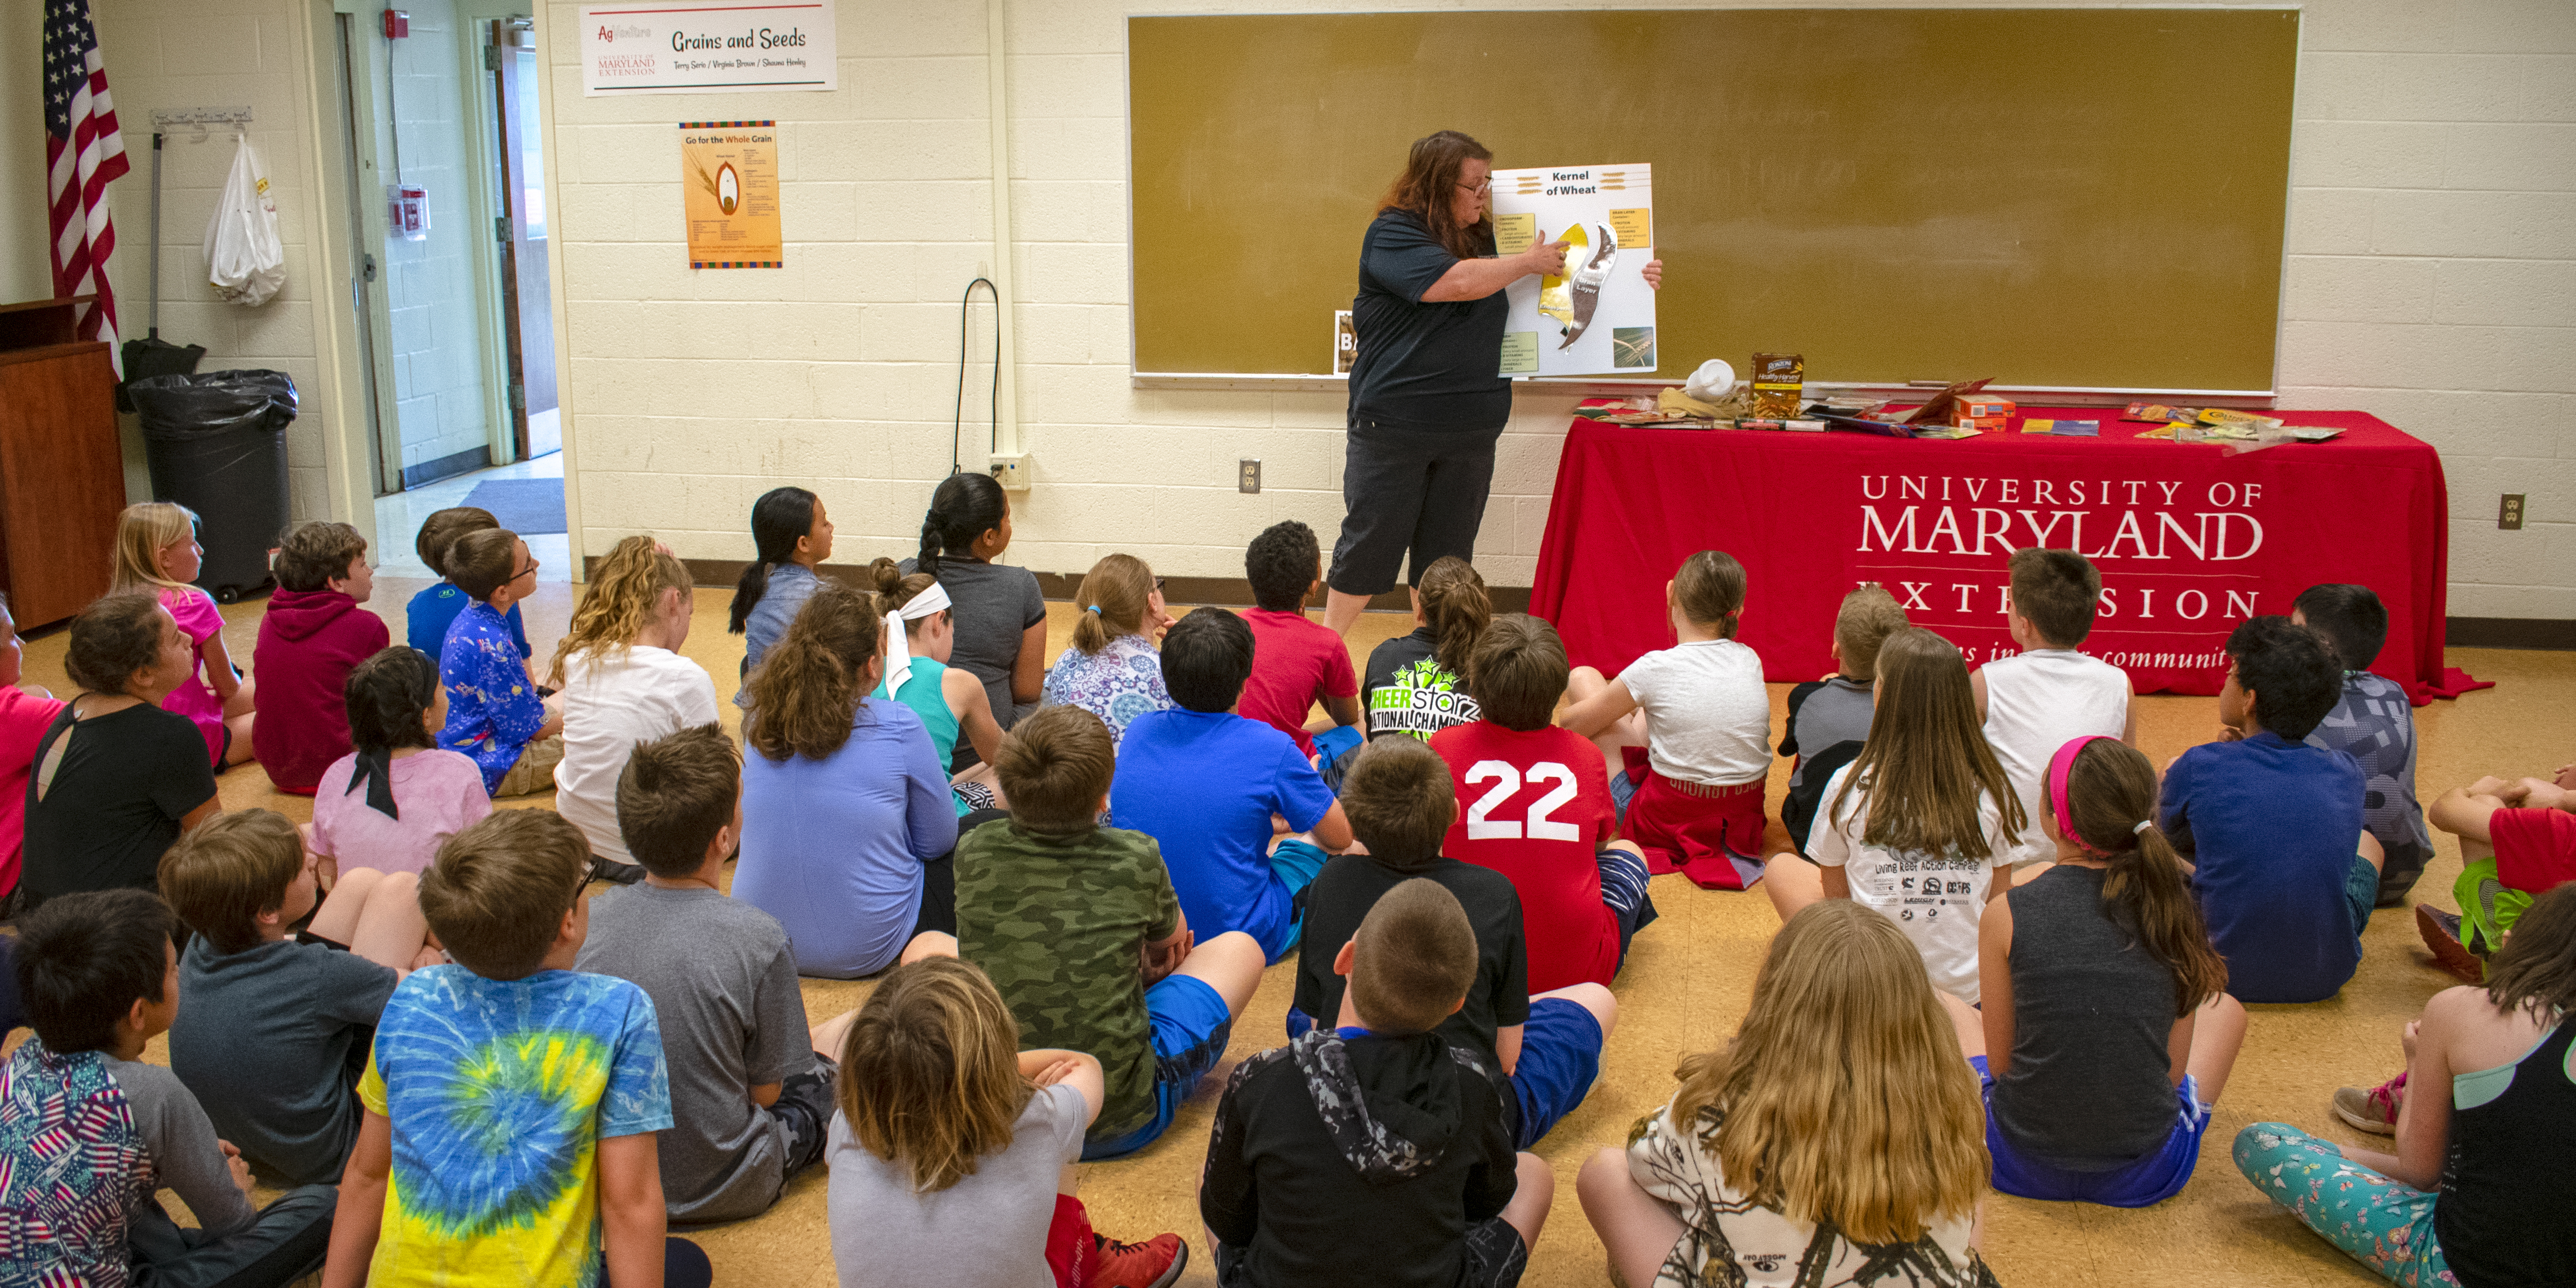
[0,298,127,629]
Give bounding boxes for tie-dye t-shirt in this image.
[356,966,671,1288]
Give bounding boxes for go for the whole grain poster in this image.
[681,121,781,268]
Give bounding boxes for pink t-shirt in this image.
[158,585,229,764]
[0,686,68,895]
[308,748,494,876]
[1237,607,1359,760]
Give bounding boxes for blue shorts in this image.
[1082,973,1233,1160]
[1971,1055,2211,1207]
[1281,998,1601,1151]
[1508,997,1604,1149]
[1259,838,1334,964]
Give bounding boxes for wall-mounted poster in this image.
[581,1,836,96]
[681,121,781,268]
[1489,163,1656,378]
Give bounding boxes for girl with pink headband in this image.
[1971,734,2246,1207]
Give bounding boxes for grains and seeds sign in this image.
[681,122,780,269]
[580,2,836,96]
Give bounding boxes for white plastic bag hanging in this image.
[205,133,285,307]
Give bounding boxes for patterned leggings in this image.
[2232,1123,2456,1287]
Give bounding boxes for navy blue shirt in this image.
[2159,730,2365,1003]
[1110,709,1334,961]
[1348,209,1512,430]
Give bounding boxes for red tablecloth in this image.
[1530,409,2487,702]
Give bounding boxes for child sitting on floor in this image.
[404,506,531,667]
[826,956,1188,1288]
[111,502,256,767]
[433,527,565,797]
[2160,616,2378,1004]
[728,486,832,689]
[1433,615,1657,992]
[2412,770,2576,986]
[868,558,1007,812]
[1237,520,1363,768]
[0,591,67,906]
[310,647,491,878]
[1769,627,2024,1005]
[1577,900,1992,1288]
[1295,737,1617,1149]
[1778,584,1908,853]
[1357,555,1488,746]
[1561,550,1771,890]
[2,890,336,1286]
[251,522,388,794]
[1978,737,2246,1207]
[2236,882,2576,1288]
[903,472,1048,747]
[548,535,718,876]
[319,809,709,1288]
[2293,582,2434,904]
[161,809,439,1186]
[575,723,844,1223]
[1203,879,1555,1288]
[1111,607,1351,963]
[1974,546,2134,870]
[1040,552,1178,749]
[950,703,1266,1160]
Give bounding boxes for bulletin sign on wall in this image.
[680,121,782,268]
[580,1,836,95]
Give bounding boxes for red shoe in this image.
[1089,1232,1187,1288]
[2416,905,2483,984]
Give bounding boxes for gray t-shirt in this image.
[108,1056,256,1236]
[167,935,400,1185]
[899,556,1047,735]
[1784,676,1874,789]
[827,1082,1085,1288]
[575,882,815,1223]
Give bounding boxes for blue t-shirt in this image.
[438,600,547,793]
[1110,708,1335,959]
[732,699,960,978]
[2159,730,2366,1003]
[406,582,530,662]
[358,966,671,1286]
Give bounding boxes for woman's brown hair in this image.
[1829,628,2025,858]
[2057,739,2229,1015]
[65,592,171,695]
[1672,550,1747,637]
[1377,130,1494,261]
[838,956,1032,1193]
[1416,557,1491,679]
[548,535,691,686]
[1670,901,1988,1244]
[1070,553,1153,656]
[742,581,882,762]
[865,557,941,634]
[2485,882,2576,1022]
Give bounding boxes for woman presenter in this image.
[1323,129,1662,633]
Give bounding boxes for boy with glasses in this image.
[434,527,564,796]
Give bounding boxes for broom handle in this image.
[149,132,163,337]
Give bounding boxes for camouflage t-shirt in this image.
[955,820,1183,1142]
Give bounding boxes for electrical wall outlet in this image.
[1239,459,1261,493]
[2500,493,2525,530]
[990,454,1031,491]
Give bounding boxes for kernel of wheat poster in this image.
[681,121,781,268]
[1489,163,1655,377]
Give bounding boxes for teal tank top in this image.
[874,655,968,817]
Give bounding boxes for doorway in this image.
[479,13,559,461]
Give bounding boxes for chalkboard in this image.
[1128,9,2297,394]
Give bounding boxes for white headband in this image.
[882,581,954,695]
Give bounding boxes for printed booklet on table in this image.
[1489,163,1656,378]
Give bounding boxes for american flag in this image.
[44,0,129,355]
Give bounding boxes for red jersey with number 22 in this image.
[1431,721,1620,991]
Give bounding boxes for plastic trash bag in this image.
[205,134,285,307]
[125,369,299,440]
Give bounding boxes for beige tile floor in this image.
[19,579,2571,1288]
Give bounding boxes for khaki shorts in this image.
[494,734,565,798]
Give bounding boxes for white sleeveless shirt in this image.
[1980,649,2129,867]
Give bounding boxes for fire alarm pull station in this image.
[383,9,409,38]
[388,186,430,241]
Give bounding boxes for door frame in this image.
[301,0,391,547]
[454,0,534,469]
[325,5,405,495]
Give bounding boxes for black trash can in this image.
[126,370,297,603]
